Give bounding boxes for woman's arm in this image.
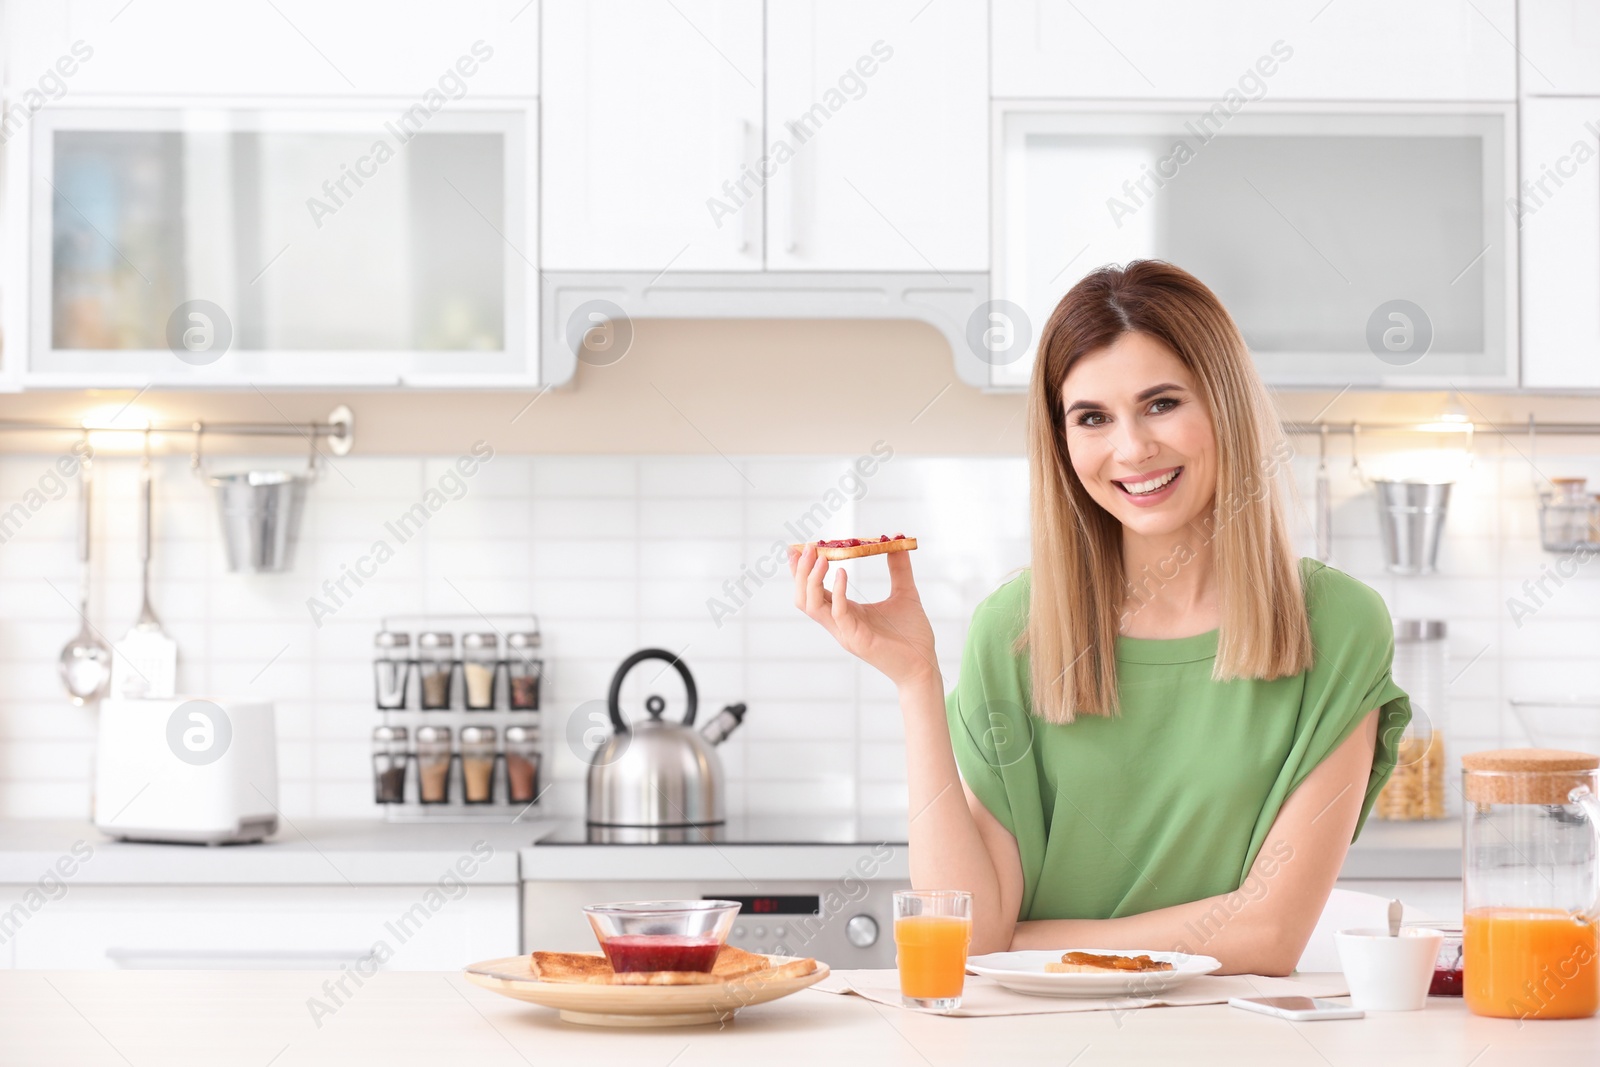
[790,543,1022,953]
[898,674,1025,954]
[1008,708,1381,976]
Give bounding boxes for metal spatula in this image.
[113,444,177,698]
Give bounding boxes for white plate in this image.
[966,949,1221,998]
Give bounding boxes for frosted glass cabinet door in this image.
[992,105,1516,390]
[764,0,987,271]
[29,106,537,385]
[540,0,763,271]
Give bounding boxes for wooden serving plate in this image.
[463,954,831,1027]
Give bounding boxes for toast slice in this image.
[794,536,917,561]
[712,945,780,980]
[1045,951,1174,974]
[528,946,818,986]
[745,956,818,981]
[529,951,612,983]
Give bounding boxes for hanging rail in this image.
[0,404,354,454]
[1283,420,1600,435]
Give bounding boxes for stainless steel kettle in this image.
[586,648,746,842]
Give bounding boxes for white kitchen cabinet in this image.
[1520,0,1600,96]
[764,0,987,272]
[1520,98,1600,390]
[541,0,764,271]
[9,103,538,388]
[4,0,539,98]
[990,0,1516,102]
[1,885,519,970]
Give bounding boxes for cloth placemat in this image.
[810,969,1350,1017]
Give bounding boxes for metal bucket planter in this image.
[1373,479,1452,576]
[208,469,310,573]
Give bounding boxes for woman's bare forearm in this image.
[1009,890,1299,975]
[899,672,1014,953]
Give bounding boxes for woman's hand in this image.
[790,539,939,689]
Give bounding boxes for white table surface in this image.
[0,969,1593,1067]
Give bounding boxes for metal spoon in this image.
[1388,898,1403,938]
[59,457,111,705]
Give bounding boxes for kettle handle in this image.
[607,648,698,731]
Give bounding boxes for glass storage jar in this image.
[1462,748,1600,1019]
[1377,620,1449,820]
[506,631,543,710]
[416,725,453,804]
[373,631,412,709]
[461,725,498,804]
[418,631,455,710]
[371,725,409,804]
[504,725,541,805]
[462,632,499,710]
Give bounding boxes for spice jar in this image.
[418,631,456,710]
[1377,619,1448,820]
[506,631,543,710]
[461,725,497,804]
[416,725,453,804]
[373,631,412,709]
[462,632,499,710]
[372,725,409,804]
[504,725,541,805]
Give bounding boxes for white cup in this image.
[1335,927,1444,1011]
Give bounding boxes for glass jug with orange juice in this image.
[1462,749,1599,1020]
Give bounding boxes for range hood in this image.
[541,272,992,389]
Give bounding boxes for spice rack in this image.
[371,613,544,821]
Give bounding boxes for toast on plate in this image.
[1044,951,1175,974]
[528,946,817,986]
[529,951,613,983]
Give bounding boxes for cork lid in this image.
[1462,748,1598,804]
[1461,749,1598,773]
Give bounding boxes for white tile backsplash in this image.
[0,441,1587,824]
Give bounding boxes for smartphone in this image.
[1228,995,1364,1021]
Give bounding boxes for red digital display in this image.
[714,895,820,916]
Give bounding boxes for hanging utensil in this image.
[58,450,112,706]
[1315,423,1332,562]
[113,432,178,698]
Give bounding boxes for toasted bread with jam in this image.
[1045,951,1174,974]
[528,946,817,986]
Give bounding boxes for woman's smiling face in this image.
[1060,332,1217,538]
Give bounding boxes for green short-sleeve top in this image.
[946,558,1411,922]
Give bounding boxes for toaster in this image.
[93,697,280,845]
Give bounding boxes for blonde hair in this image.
[1023,260,1310,723]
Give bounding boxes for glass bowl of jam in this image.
[583,900,741,973]
[1404,921,1464,996]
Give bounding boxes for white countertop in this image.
[0,820,559,886]
[0,969,1590,1066]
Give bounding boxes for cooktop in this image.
[537,815,910,846]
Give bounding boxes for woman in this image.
[790,261,1410,976]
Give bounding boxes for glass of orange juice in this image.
[893,890,972,1011]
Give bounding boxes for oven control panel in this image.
[521,879,908,970]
